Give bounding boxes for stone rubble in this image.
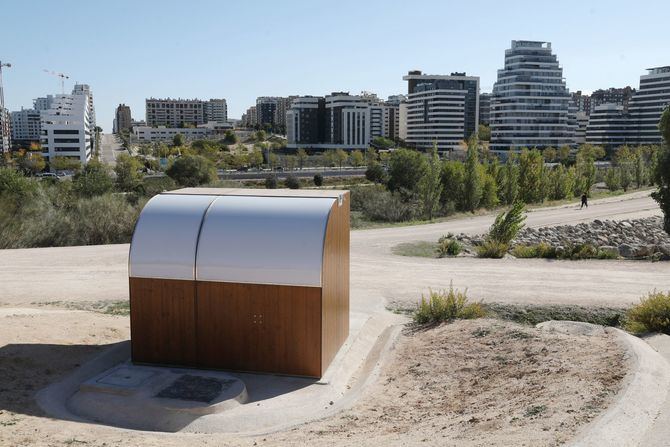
[452,216,670,260]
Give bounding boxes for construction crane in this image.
[43,69,69,94]
[0,60,11,109]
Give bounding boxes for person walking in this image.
[580,192,588,209]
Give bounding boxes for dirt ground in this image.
[0,311,625,447]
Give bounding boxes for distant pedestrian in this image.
[580,193,588,209]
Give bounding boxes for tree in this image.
[313,173,323,186]
[441,160,466,210]
[543,147,557,163]
[387,148,428,196]
[223,130,238,144]
[350,150,364,167]
[652,107,670,234]
[335,149,348,169]
[634,149,647,188]
[296,148,308,169]
[248,150,264,169]
[498,154,519,205]
[73,160,114,197]
[372,136,394,149]
[574,145,598,196]
[166,155,216,187]
[114,153,144,192]
[478,124,491,142]
[557,145,571,165]
[365,162,387,184]
[418,144,442,220]
[463,135,482,211]
[51,156,81,173]
[16,151,46,175]
[323,150,337,167]
[268,152,279,170]
[172,133,185,147]
[605,167,621,192]
[480,170,499,209]
[255,130,267,142]
[365,147,379,165]
[546,164,575,200]
[518,148,545,203]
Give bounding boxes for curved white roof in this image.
[129,194,216,280]
[196,195,335,287]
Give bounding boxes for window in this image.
[53,129,80,135]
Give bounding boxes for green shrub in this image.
[436,236,462,257]
[313,173,323,186]
[625,291,670,334]
[265,174,278,189]
[476,240,509,258]
[284,175,300,189]
[166,155,216,187]
[414,286,486,325]
[351,185,419,222]
[365,162,387,184]
[488,201,526,245]
[511,242,557,259]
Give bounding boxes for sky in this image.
[2,0,669,131]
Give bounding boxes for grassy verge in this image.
[391,241,438,258]
[391,302,627,328]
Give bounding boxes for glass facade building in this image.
[490,41,574,151]
[628,66,670,145]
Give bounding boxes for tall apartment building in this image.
[385,95,405,141]
[114,104,132,134]
[490,41,574,152]
[585,104,635,150]
[256,97,278,129]
[325,92,370,149]
[243,106,257,127]
[286,96,326,146]
[575,112,589,145]
[571,91,592,115]
[204,98,228,124]
[11,108,42,144]
[41,84,96,164]
[402,70,480,152]
[590,87,635,112]
[34,95,55,112]
[146,98,205,127]
[628,66,670,145]
[479,93,491,126]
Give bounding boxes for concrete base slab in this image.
[69,363,248,431]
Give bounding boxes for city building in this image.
[571,91,591,115]
[575,112,589,145]
[384,95,405,141]
[10,108,41,145]
[132,126,213,142]
[41,84,96,164]
[33,95,55,112]
[402,70,480,152]
[325,92,370,149]
[243,105,257,127]
[204,98,228,124]
[146,98,205,127]
[490,41,574,152]
[114,104,132,134]
[256,97,278,129]
[628,66,670,146]
[286,96,326,147]
[0,108,10,153]
[590,87,635,112]
[479,93,491,126]
[585,104,635,150]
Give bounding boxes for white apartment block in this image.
[133,126,213,142]
[11,108,42,142]
[204,99,228,124]
[41,84,96,164]
[326,93,370,149]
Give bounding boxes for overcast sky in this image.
[2,0,668,131]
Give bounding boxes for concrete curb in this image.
[554,324,670,447]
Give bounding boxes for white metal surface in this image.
[129,194,216,280]
[196,195,335,286]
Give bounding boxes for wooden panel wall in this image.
[129,277,197,366]
[196,281,322,377]
[320,192,350,375]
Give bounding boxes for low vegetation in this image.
[436,235,462,257]
[477,201,526,258]
[625,291,670,334]
[511,242,618,260]
[413,286,486,324]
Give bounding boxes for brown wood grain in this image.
[321,191,350,375]
[196,281,322,377]
[129,277,197,366]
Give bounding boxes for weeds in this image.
[625,291,670,334]
[476,240,509,258]
[413,286,486,325]
[436,236,462,257]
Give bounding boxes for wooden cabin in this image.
[128,188,349,378]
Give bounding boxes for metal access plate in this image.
[96,366,156,388]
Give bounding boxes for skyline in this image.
[2,0,669,131]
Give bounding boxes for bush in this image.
[511,242,557,259]
[313,173,323,186]
[365,162,387,184]
[265,174,278,189]
[625,291,670,334]
[414,286,485,325]
[436,236,462,257]
[476,239,509,258]
[72,160,114,197]
[487,201,526,245]
[166,155,216,187]
[356,187,420,222]
[284,175,300,189]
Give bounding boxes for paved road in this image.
[100,133,124,165]
[0,191,666,310]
